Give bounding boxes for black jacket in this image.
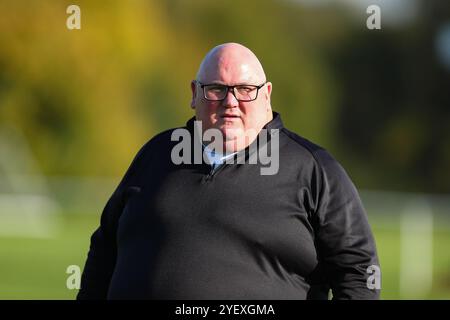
[77,112,380,300]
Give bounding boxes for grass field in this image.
[0,212,449,299]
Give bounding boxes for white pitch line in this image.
[399,197,433,299]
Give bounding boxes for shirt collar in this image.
[202,144,236,166]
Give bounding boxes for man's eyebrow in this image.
[204,82,259,86]
[202,80,227,85]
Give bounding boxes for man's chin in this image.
[220,126,244,140]
[222,129,258,153]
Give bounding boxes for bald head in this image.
[196,43,267,84]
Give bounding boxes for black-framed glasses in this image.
[197,81,267,102]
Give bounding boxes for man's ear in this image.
[265,82,272,100]
[190,80,197,109]
[265,82,272,109]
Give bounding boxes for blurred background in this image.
[0,0,449,299]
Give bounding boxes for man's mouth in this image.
[221,114,240,119]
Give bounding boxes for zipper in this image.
[203,163,227,183]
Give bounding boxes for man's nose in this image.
[222,88,239,108]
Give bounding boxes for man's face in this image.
[191,51,272,152]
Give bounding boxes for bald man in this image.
[78,43,380,300]
[192,43,273,154]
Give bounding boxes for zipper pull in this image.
[201,165,214,183]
